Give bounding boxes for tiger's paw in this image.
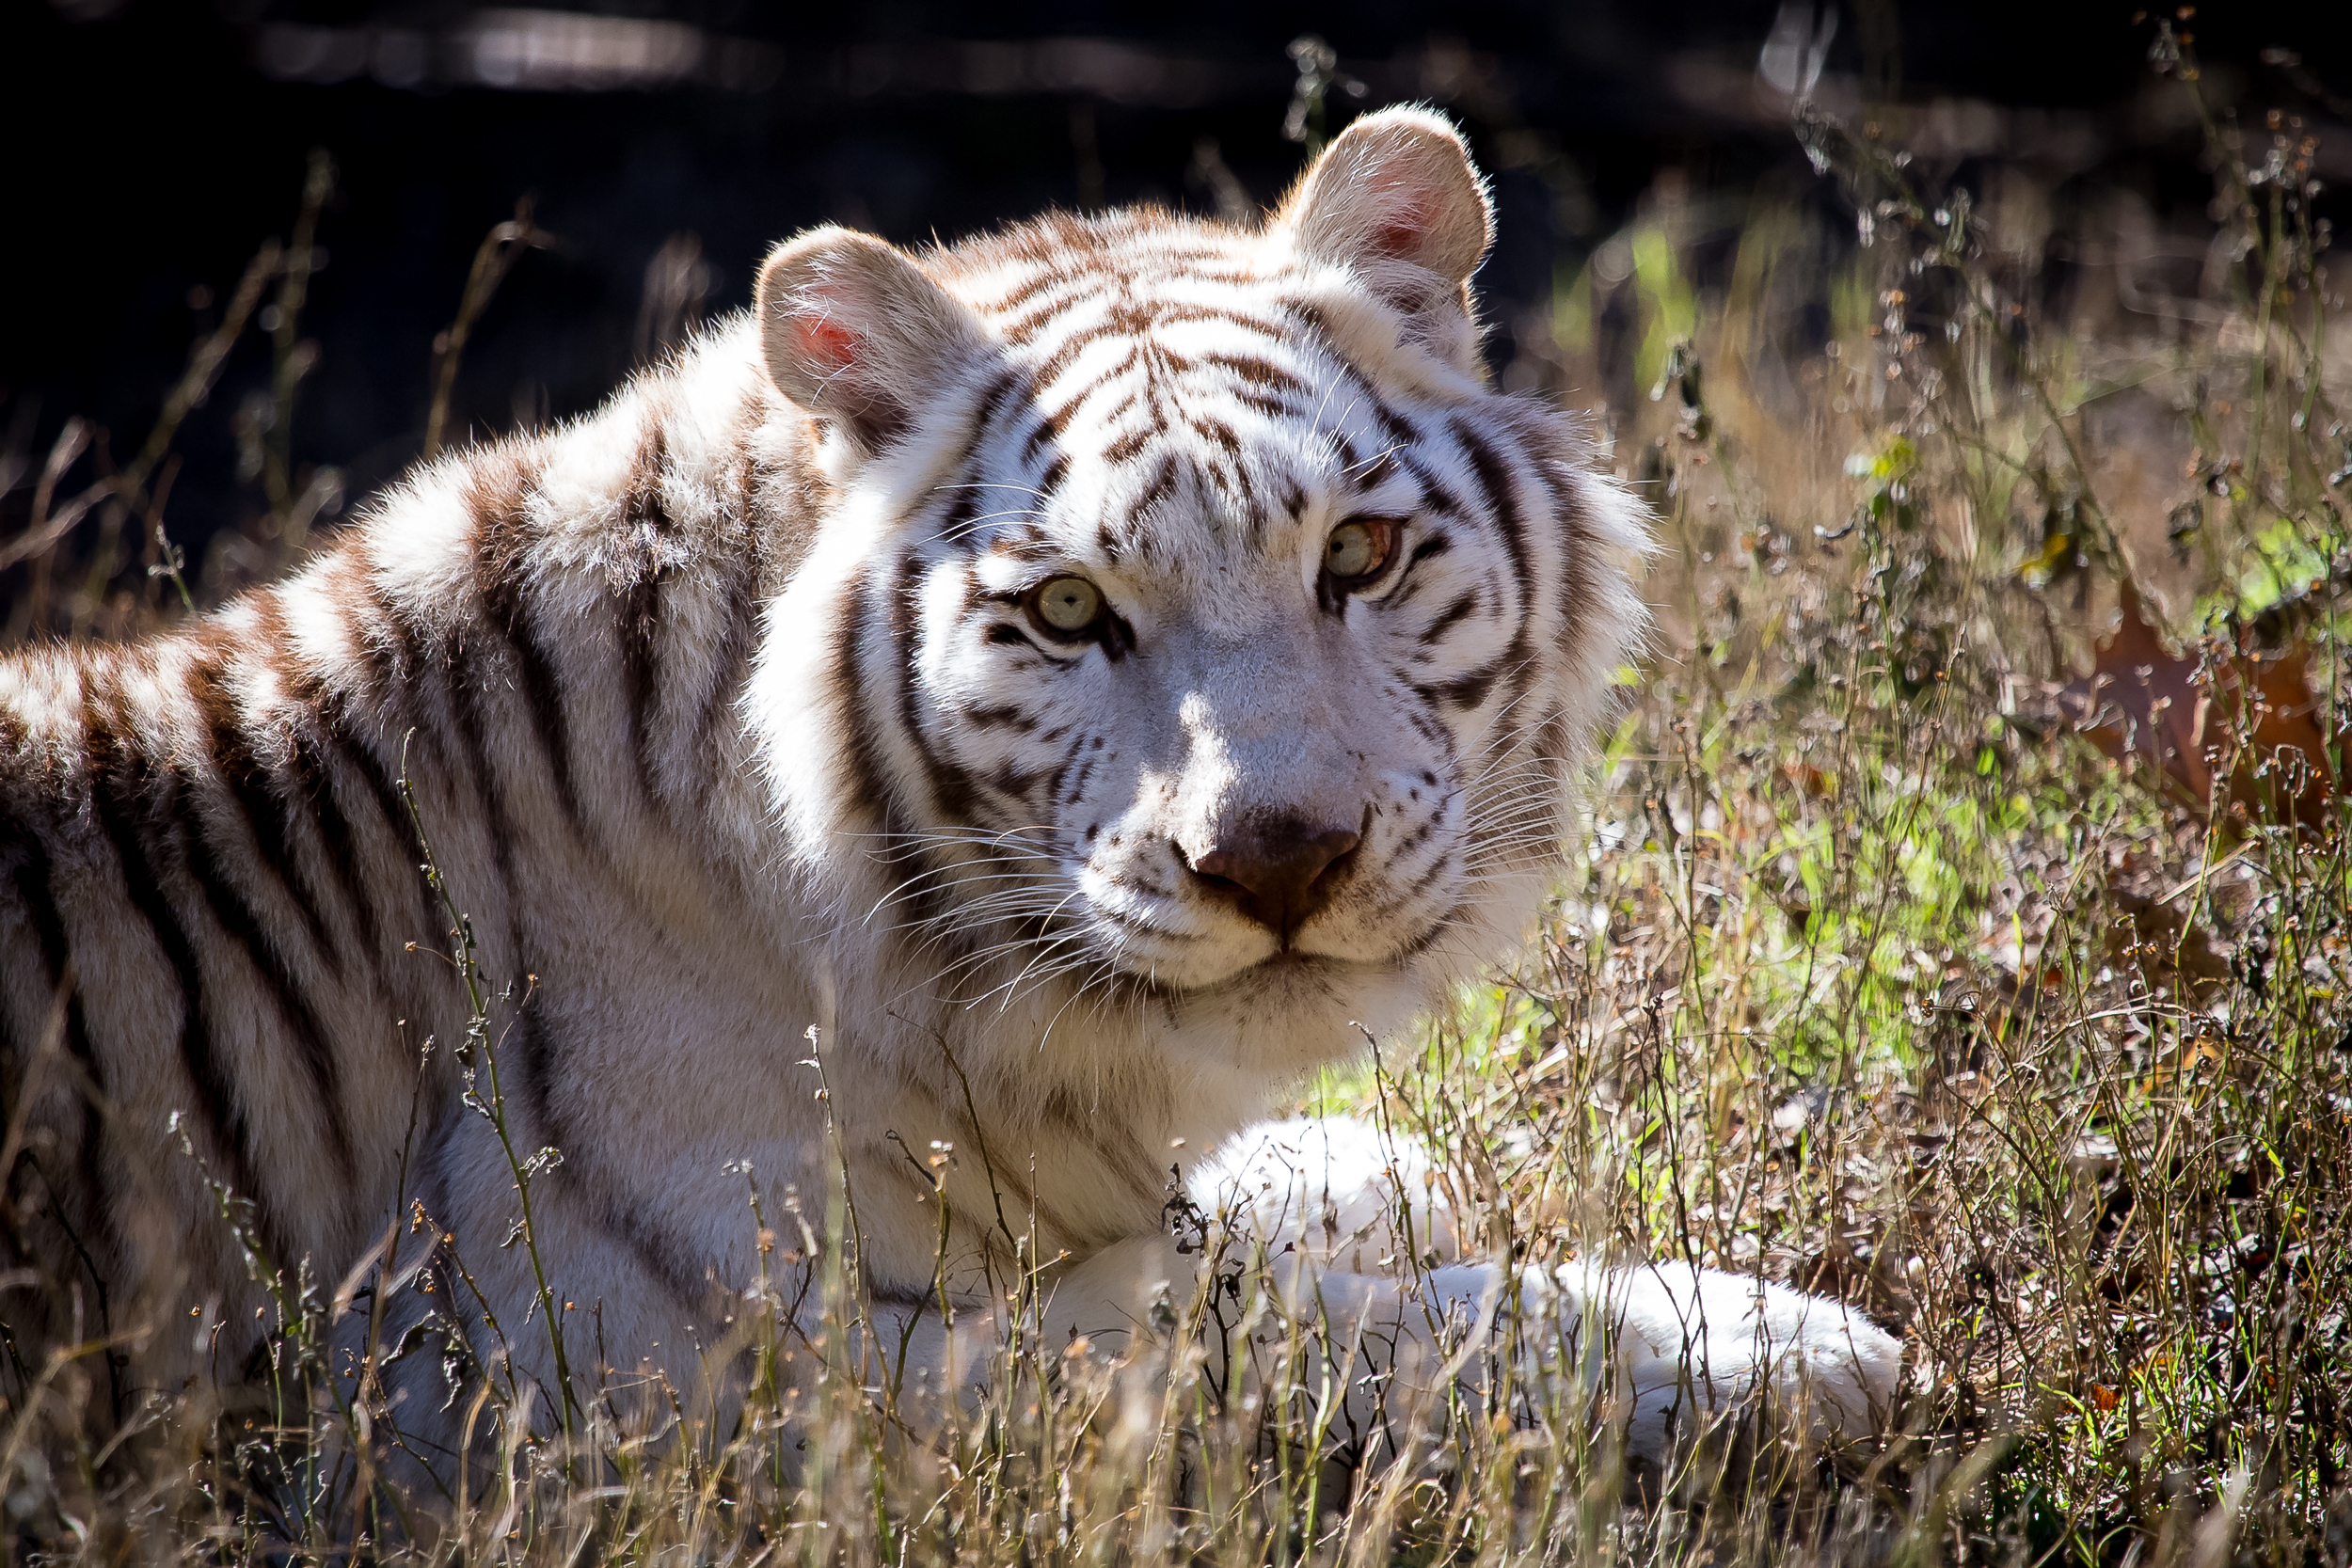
[1518,1259,1901,1463]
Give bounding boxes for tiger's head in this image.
[747,108,1645,1081]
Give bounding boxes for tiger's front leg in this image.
[879,1234,1897,1481]
[928,1117,1904,1467]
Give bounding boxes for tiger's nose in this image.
[1182,815,1363,942]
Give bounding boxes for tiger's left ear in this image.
[755,226,991,451]
[1276,106,1494,337]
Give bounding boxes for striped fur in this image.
[2,110,1895,1463]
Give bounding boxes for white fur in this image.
[365,111,1898,1466]
[0,111,1896,1481]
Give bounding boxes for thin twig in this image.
[423,198,553,461]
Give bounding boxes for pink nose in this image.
[1183,816,1363,942]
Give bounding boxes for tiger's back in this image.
[0,336,820,1396]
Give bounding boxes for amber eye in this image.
[1324,517,1398,583]
[1029,576,1104,637]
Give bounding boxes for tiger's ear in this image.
[1276,107,1494,325]
[755,227,989,449]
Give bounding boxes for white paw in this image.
[1190,1117,1465,1271]
[1519,1259,1900,1459]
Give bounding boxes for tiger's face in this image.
[751,110,1642,1053]
[900,359,1558,1002]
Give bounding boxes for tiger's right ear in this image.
[755,227,989,450]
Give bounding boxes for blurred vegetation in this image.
[6,21,2352,1568]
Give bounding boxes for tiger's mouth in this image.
[1092,943,1368,1005]
[1182,944,1399,998]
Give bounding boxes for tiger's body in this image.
[1,110,1897,1467]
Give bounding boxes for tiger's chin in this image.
[1137,951,1436,1080]
[1149,937,1438,1021]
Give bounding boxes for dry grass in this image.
[5,25,2351,1565]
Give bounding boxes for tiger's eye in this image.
[1324,518,1395,581]
[1032,576,1104,634]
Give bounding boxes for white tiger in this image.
[0,108,1897,1475]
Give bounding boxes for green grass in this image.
[6,27,2351,1566]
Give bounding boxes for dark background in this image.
[6,0,2350,561]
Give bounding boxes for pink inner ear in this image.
[1365,190,1432,261]
[1369,220,1425,260]
[794,315,861,372]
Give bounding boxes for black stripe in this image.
[935,447,986,543]
[1200,351,1309,396]
[1420,591,1483,647]
[176,791,358,1181]
[1553,478,1599,633]
[444,643,518,890]
[81,695,268,1223]
[962,704,1040,734]
[1130,453,1179,521]
[1499,624,1539,714]
[833,587,894,827]
[618,576,662,801]
[938,484,980,540]
[835,585,898,833]
[445,645,543,1101]
[328,717,441,951]
[1021,416,1058,467]
[969,365,1025,437]
[2,816,118,1369]
[249,598,392,972]
[485,584,580,831]
[985,267,1070,319]
[619,422,673,803]
[1048,732,1098,805]
[1095,386,1144,426]
[891,551,982,824]
[835,577,951,953]
[192,661,341,975]
[513,998,562,1154]
[361,579,476,838]
[1395,847,1454,903]
[626,423,672,536]
[1036,453,1070,501]
[516,623,580,822]
[1416,625,1531,713]
[988,758,1054,801]
[997,282,1108,346]
[1027,322,1120,392]
[1394,811,1441,859]
[1189,414,1243,459]
[1100,428,1152,465]
[437,642,493,812]
[284,726,381,961]
[866,1279,939,1312]
[465,448,583,832]
[1451,420,1533,594]
[1536,707,1573,769]
[1399,451,1467,522]
[692,563,758,810]
[4,822,103,1096]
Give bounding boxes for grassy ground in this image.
[6,28,2351,1565]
